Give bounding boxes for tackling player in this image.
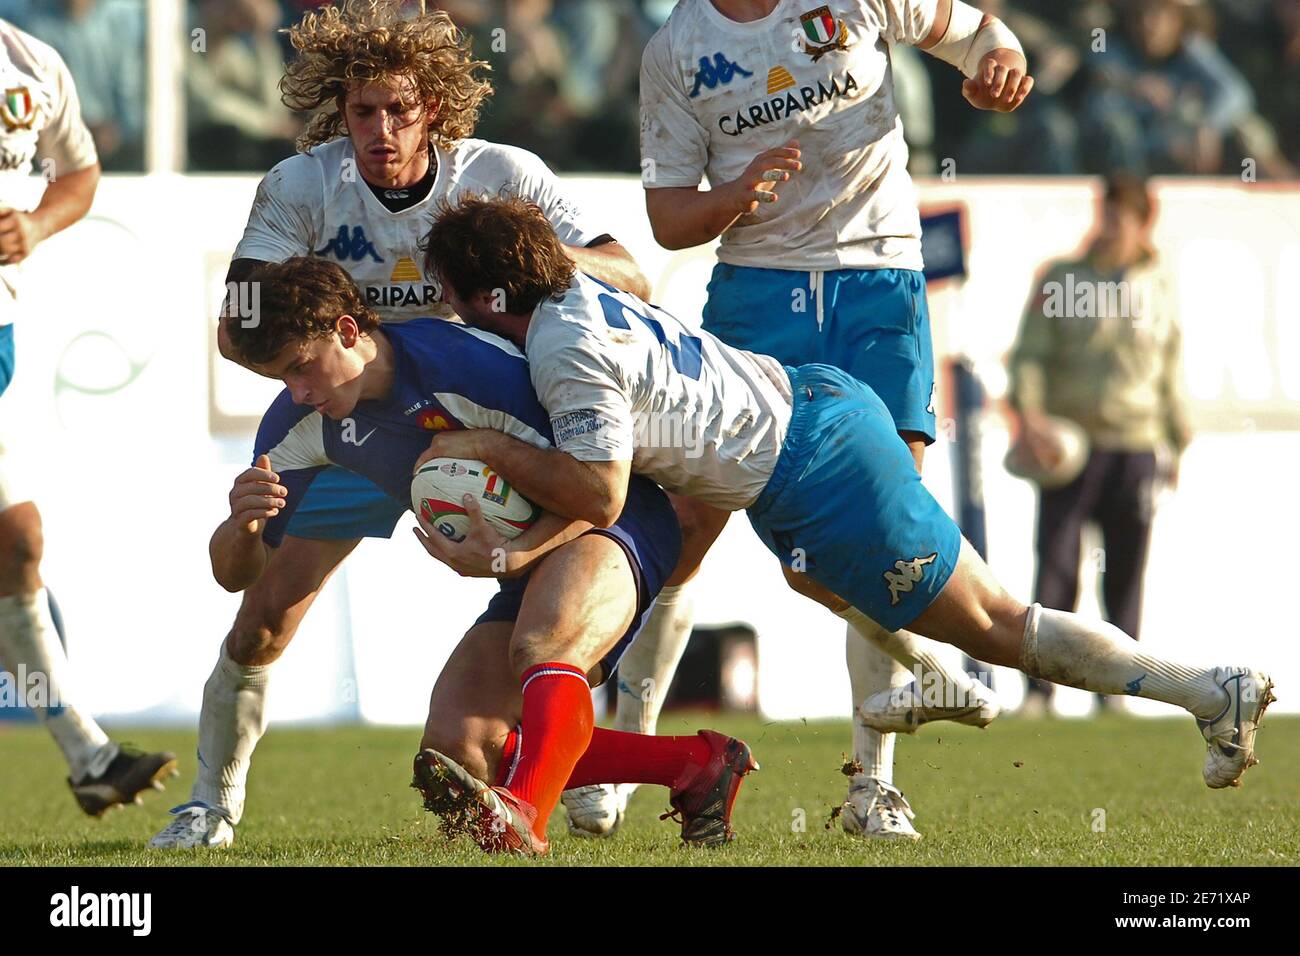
[609,0,1035,840]
[421,196,1275,824]
[183,257,752,855]
[0,18,176,815]
[150,0,650,848]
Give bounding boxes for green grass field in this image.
[3,712,1296,866]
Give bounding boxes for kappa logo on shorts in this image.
[884,552,938,605]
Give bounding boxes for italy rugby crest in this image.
[1,86,35,131]
[800,6,851,61]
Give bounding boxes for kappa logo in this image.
[314,224,383,263]
[689,52,754,98]
[884,552,938,605]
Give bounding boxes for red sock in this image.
[509,663,594,839]
[493,726,519,788]
[566,728,711,789]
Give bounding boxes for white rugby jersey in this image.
[526,272,793,510]
[640,0,941,271]
[234,137,601,323]
[0,19,99,323]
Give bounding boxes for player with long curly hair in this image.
[150,0,651,851]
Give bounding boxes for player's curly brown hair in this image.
[226,258,382,366]
[280,0,492,152]
[422,194,577,314]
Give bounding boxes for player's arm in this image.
[565,238,651,302]
[639,29,802,250]
[209,454,286,592]
[911,0,1033,113]
[414,429,631,529]
[644,141,803,251]
[0,162,100,266]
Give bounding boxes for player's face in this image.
[258,330,366,419]
[342,77,432,188]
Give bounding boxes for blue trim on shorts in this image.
[473,475,681,684]
[701,264,936,442]
[283,466,407,541]
[746,364,960,631]
[0,324,14,398]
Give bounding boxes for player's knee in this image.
[227,596,296,665]
[0,503,43,589]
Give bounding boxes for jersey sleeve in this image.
[252,391,330,547]
[639,30,709,189]
[863,0,941,47]
[528,320,636,463]
[35,46,98,174]
[505,147,601,247]
[233,159,321,262]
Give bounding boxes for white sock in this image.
[836,606,977,701]
[0,589,114,782]
[190,643,272,824]
[846,623,906,786]
[1021,604,1226,718]
[612,583,694,735]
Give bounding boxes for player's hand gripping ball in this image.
[410,458,540,542]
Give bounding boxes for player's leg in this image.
[570,493,726,834]
[1093,451,1158,711]
[1,325,177,811]
[1025,459,1094,711]
[907,538,1269,786]
[148,534,358,849]
[753,368,1273,789]
[0,492,176,815]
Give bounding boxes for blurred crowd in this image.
[0,0,1295,178]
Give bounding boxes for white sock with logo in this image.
[846,624,905,786]
[612,583,694,736]
[837,606,978,704]
[0,589,115,782]
[189,643,272,824]
[1021,604,1226,718]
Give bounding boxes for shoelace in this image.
[861,782,915,825]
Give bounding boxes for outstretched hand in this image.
[962,50,1034,113]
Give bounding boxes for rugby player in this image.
[606,0,1036,840]
[150,0,649,848]
[190,257,751,856]
[420,196,1274,821]
[0,17,176,815]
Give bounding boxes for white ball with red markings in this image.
[411,457,540,542]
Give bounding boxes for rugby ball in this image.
[1004,415,1090,490]
[411,457,541,542]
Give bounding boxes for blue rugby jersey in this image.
[253,319,553,547]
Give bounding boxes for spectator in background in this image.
[18,0,146,171]
[1006,175,1192,715]
[1079,0,1254,175]
[186,0,301,171]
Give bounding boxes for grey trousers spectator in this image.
[1027,450,1158,701]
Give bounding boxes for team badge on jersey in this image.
[1,86,35,130]
[884,552,938,605]
[800,6,851,61]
